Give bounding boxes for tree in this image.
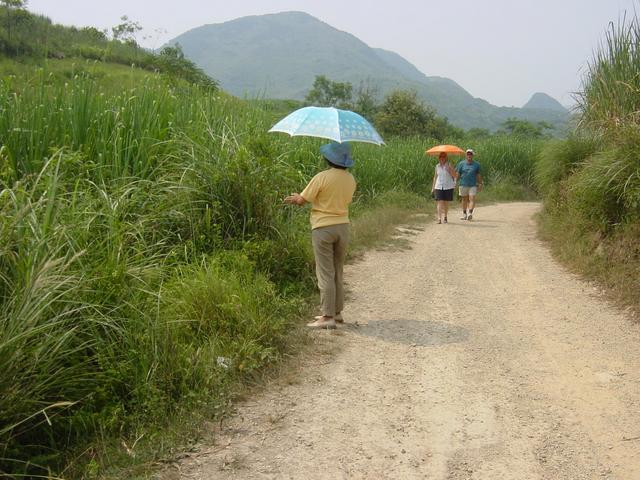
[466,128,492,140]
[305,75,353,108]
[80,26,107,43]
[159,44,185,60]
[156,44,219,89]
[353,79,380,120]
[111,15,142,46]
[1,0,30,53]
[375,89,458,139]
[1,0,27,8]
[499,118,553,138]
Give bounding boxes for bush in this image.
[241,232,315,293]
[564,149,627,231]
[535,135,600,197]
[375,89,460,139]
[157,252,303,387]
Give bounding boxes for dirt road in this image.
[165,203,640,480]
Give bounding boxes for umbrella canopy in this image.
[425,144,465,156]
[269,106,385,145]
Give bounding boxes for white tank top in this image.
[434,163,456,190]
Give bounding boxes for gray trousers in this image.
[311,223,350,317]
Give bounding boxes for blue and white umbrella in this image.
[269,106,385,145]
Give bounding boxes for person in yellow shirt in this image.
[284,142,357,330]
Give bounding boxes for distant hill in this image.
[167,11,569,132]
[523,92,568,112]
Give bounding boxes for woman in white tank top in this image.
[431,152,457,223]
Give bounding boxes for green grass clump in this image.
[153,252,304,399]
[535,135,601,198]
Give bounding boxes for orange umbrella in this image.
[425,144,465,156]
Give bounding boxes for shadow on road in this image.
[352,319,469,346]
[443,221,499,229]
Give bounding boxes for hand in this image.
[284,193,304,205]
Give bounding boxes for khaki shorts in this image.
[459,186,478,197]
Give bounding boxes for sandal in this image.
[307,317,336,330]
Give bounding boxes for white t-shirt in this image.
[434,163,456,190]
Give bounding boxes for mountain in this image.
[372,48,431,84]
[523,92,568,112]
[167,11,568,132]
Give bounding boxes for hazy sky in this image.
[26,0,638,107]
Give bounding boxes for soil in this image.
[160,202,640,480]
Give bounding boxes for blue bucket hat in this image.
[320,142,354,168]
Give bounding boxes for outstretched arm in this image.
[284,193,307,206]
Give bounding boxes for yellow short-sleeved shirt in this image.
[300,168,356,230]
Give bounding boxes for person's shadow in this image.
[353,319,469,346]
[447,220,499,229]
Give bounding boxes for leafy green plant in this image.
[535,135,600,198]
[375,89,461,139]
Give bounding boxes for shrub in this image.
[535,135,600,197]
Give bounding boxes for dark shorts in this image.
[434,188,454,201]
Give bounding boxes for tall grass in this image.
[1,67,217,180]
[577,12,640,133]
[546,8,640,226]
[536,8,640,314]
[0,65,312,477]
[349,135,542,201]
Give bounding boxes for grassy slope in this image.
[0,56,155,87]
[535,136,640,317]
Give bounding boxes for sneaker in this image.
[437,219,442,224]
[444,217,448,223]
[460,214,467,220]
[467,214,473,221]
[307,317,336,329]
[315,313,343,323]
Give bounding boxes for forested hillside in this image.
[167,11,570,132]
